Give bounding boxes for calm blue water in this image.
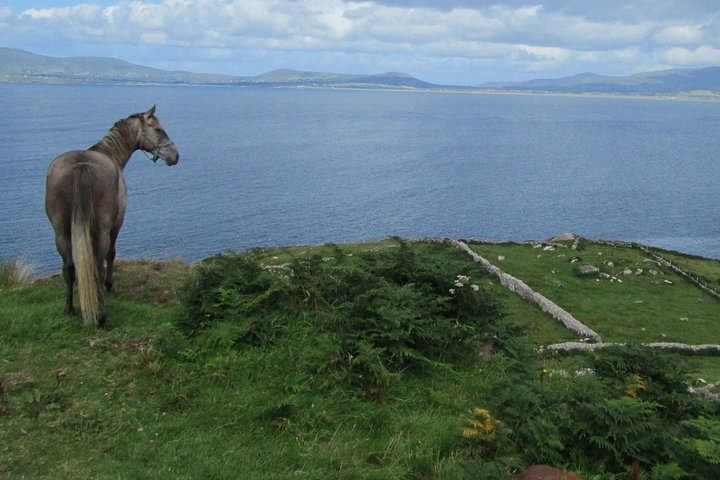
[2,84,720,274]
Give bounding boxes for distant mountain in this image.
[245,68,436,88]
[0,47,238,84]
[2,47,719,96]
[482,67,720,96]
[0,48,435,89]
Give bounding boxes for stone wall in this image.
[446,239,602,342]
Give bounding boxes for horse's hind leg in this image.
[95,230,113,328]
[62,262,76,315]
[55,234,76,315]
[104,227,120,293]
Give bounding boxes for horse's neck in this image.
[89,120,139,169]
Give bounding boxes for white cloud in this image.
[663,45,720,65]
[653,25,703,45]
[4,0,720,83]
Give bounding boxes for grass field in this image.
[2,238,720,479]
[469,240,720,346]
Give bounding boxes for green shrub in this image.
[179,240,505,396]
[178,252,286,344]
[590,344,701,420]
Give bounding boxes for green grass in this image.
[651,247,720,288]
[2,239,720,479]
[469,240,720,344]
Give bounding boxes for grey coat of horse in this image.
[45,106,179,327]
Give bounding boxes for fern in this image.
[681,417,720,465]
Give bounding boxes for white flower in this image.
[454,281,464,288]
[471,284,479,291]
[449,288,455,295]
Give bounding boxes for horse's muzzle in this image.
[163,148,180,166]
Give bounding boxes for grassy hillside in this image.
[1,238,720,479]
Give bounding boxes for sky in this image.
[1,0,720,85]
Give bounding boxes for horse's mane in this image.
[88,114,143,162]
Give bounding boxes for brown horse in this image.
[45,106,179,327]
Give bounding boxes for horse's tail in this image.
[71,163,103,326]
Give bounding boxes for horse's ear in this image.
[145,105,156,118]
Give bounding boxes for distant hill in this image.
[2,47,719,96]
[0,47,238,84]
[0,48,435,89]
[482,67,720,97]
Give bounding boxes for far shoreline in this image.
[2,75,719,103]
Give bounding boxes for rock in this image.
[547,233,581,242]
[517,465,585,480]
[578,265,599,275]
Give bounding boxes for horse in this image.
[45,105,180,327]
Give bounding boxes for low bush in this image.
[179,240,505,396]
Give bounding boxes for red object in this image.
[518,465,585,480]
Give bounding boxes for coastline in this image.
[2,74,719,102]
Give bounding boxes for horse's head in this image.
[138,105,180,166]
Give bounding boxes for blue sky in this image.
[1,1,719,85]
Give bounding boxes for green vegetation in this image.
[470,241,720,345]
[1,239,720,479]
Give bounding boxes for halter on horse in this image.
[45,106,179,327]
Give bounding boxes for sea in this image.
[2,83,720,275]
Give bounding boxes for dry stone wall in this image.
[440,237,720,356]
[446,239,602,342]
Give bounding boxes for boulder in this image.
[517,465,585,480]
[547,233,581,242]
[578,264,599,275]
